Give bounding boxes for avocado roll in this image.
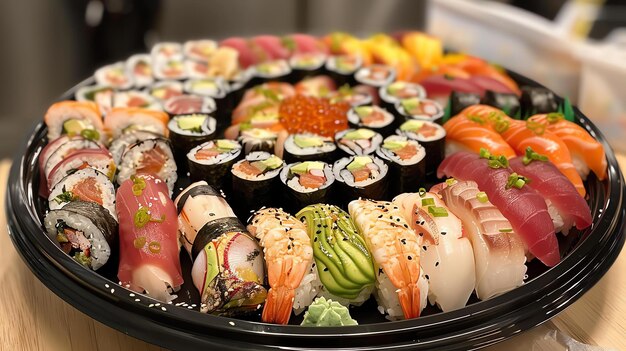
[396,120,446,176]
[282,132,337,164]
[325,55,361,87]
[289,53,327,82]
[375,135,426,195]
[395,97,444,125]
[187,139,242,193]
[481,90,520,117]
[379,81,426,113]
[333,155,389,206]
[448,91,481,117]
[335,128,383,157]
[231,152,284,217]
[238,128,278,156]
[168,113,217,167]
[347,105,396,136]
[279,161,335,213]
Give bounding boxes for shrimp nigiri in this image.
[393,192,475,312]
[248,208,313,324]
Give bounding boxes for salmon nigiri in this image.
[443,114,516,159]
[529,113,607,181]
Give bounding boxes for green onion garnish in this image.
[421,198,435,207]
[499,228,513,233]
[445,178,456,186]
[506,173,530,189]
[522,147,549,165]
[131,175,147,196]
[479,148,491,159]
[418,188,426,197]
[476,191,488,203]
[546,112,564,124]
[134,207,166,228]
[428,206,448,217]
[526,120,546,135]
[468,115,485,125]
[494,118,509,133]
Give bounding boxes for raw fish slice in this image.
[252,35,290,60]
[509,155,592,234]
[285,34,329,55]
[438,151,559,266]
[443,115,516,159]
[221,37,267,68]
[393,192,475,312]
[441,180,527,300]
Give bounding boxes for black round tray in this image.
[6,73,626,350]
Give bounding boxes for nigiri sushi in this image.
[247,208,314,324]
[440,180,527,300]
[438,151,559,266]
[393,192,476,312]
[509,148,592,234]
[443,113,516,159]
[348,200,428,320]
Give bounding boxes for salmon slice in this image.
[417,123,438,137]
[299,172,325,189]
[238,161,263,176]
[395,144,417,160]
[137,147,166,174]
[195,148,220,160]
[362,110,385,124]
[127,96,147,107]
[72,177,103,205]
[351,167,371,182]
[443,115,516,159]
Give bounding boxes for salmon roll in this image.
[279,161,335,213]
[231,152,284,217]
[347,105,396,137]
[48,168,117,220]
[187,139,243,192]
[44,101,106,144]
[376,135,426,195]
[397,120,446,175]
[333,155,389,206]
[125,54,153,88]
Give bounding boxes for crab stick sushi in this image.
[48,168,117,220]
[335,128,383,157]
[117,138,177,195]
[333,155,389,205]
[279,161,335,212]
[44,101,106,144]
[376,135,426,195]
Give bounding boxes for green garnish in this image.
[467,114,485,125]
[493,118,509,133]
[74,252,92,267]
[347,156,372,172]
[476,191,488,203]
[259,88,280,102]
[54,191,77,204]
[506,173,530,189]
[134,207,166,228]
[526,120,546,135]
[480,148,509,169]
[418,188,426,197]
[176,114,206,133]
[62,119,89,136]
[56,233,69,243]
[421,198,435,207]
[131,175,147,196]
[134,236,146,249]
[522,147,549,165]
[445,178,456,186]
[546,112,564,124]
[148,241,161,254]
[80,129,100,141]
[281,36,297,52]
[428,206,448,217]
[499,228,513,233]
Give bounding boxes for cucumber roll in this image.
[48,168,117,220]
[354,64,396,91]
[289,53,327,82]
[187,139,242,193]
[481,90,520,117]
[379,81,426,113]
[231,152,284,217]
[448,91,481,117]
[279,161,335,213]
[168,113,217,167]
[397,120,446,176]
[325,55,361,87]
[347,105,396,137]
[238,128,278,156]
[395,97,444,125]
[333,155,389,206]
[117,138,178,195]
[282,133,337,164]
[375,135,426,195]
[44,201,117,270]
[335,128,383,157]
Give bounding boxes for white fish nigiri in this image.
[440,180,527,300]
[393,192,475,312]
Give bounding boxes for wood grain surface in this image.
[1,157,624,351]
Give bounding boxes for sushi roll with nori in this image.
[250,59,292,85]
[153,57,187,81]
[226,69,253,107]
[289,53,327,82]
[44,200,117,270]
[183,39,218,62]
[125,54,153,88]
[117,138,178,194]
[329,85,373,107]
[48,168,117,220]
[43,137,102,181]
[231,152,284,217]
[95,62,133,90]
[279,161,334,212]
[347,105,396,136]
[147,80,184,101]
[185,60,211,79]
[375,135,426,195]
[397,120,446,176]
[395,97,444,125]
[448,91,481,117]
[151,42,183,61]
[109,130,162,165]
[354,64,396,90]
[379,81,426,112]
[167,113,217,164]
[163,94,216,116]
[47,149,116,192]
[184,78,231,127]
[187,139,242,192]
[481,90,520,117]
[520,86,557,117]
[75,85,114,115]
[281,133,337,164]
[113,90,162,111]
[325,55,361,87]
[335,128,383,156]
[333,155,389,205]
[174,181,267,315]
[238,128,278,155]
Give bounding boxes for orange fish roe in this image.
[279,95,349,138]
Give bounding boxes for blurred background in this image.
[1,0,625,157]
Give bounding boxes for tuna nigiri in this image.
[438,151,559,266]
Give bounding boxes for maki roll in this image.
[117,138,178,195]
[44,201,117,270]
[520,86,557,117]
[109,130,162,165]
[238,128,278,155]
[231,152,284,217]
[187,139,242,192]
[151,42,183,61]
[333,155,389,205]
[105,108,169,138]
[294,75,336,98]
[335,128,383,156]
[163,94,216,116]
[147,80,184,101]
[448,91,481,117]
[250,59,292,85]
[184,78,231,128]
[167,113,217,164]
[329,85,373,107]
[281,133,337,164]
[75,85,114,115]
[47,149,116,192]
[354,64,396,90]
[375,135,426,195]
[225,69,253,107]
[185,60,212,79]
[117,174,183,303]
[174,182,267,315]
[397,120,446,176]
[48,168,117,220]
[183,40,218,62]
[113,90,162,111]
[379,81,426,112]
[395,97,444,125]
[289,53,327,82]
[44,101,105,144]
[125,54,154,88]
[279,161,334,212]
[347,105,396,136]
[42,137,102,182]
[94,61,133,90]
[153,57,187,81]
[296,204,376,306]
[481,90,520,117]
[325,55,361,86]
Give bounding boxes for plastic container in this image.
[427,0,582,101]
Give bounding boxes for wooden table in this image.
[1,158,624,351]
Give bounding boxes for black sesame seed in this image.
[419,232,424,237]
[441,231,447,235]
[425,274,430,280]
[435,262,439,267]
[323,267,329,272]
[422,246,427,251]
[316,230,321,234]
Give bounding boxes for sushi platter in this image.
[6,32,626,350]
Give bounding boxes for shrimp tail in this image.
[398,283,421,319]
[262,286,295,325]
